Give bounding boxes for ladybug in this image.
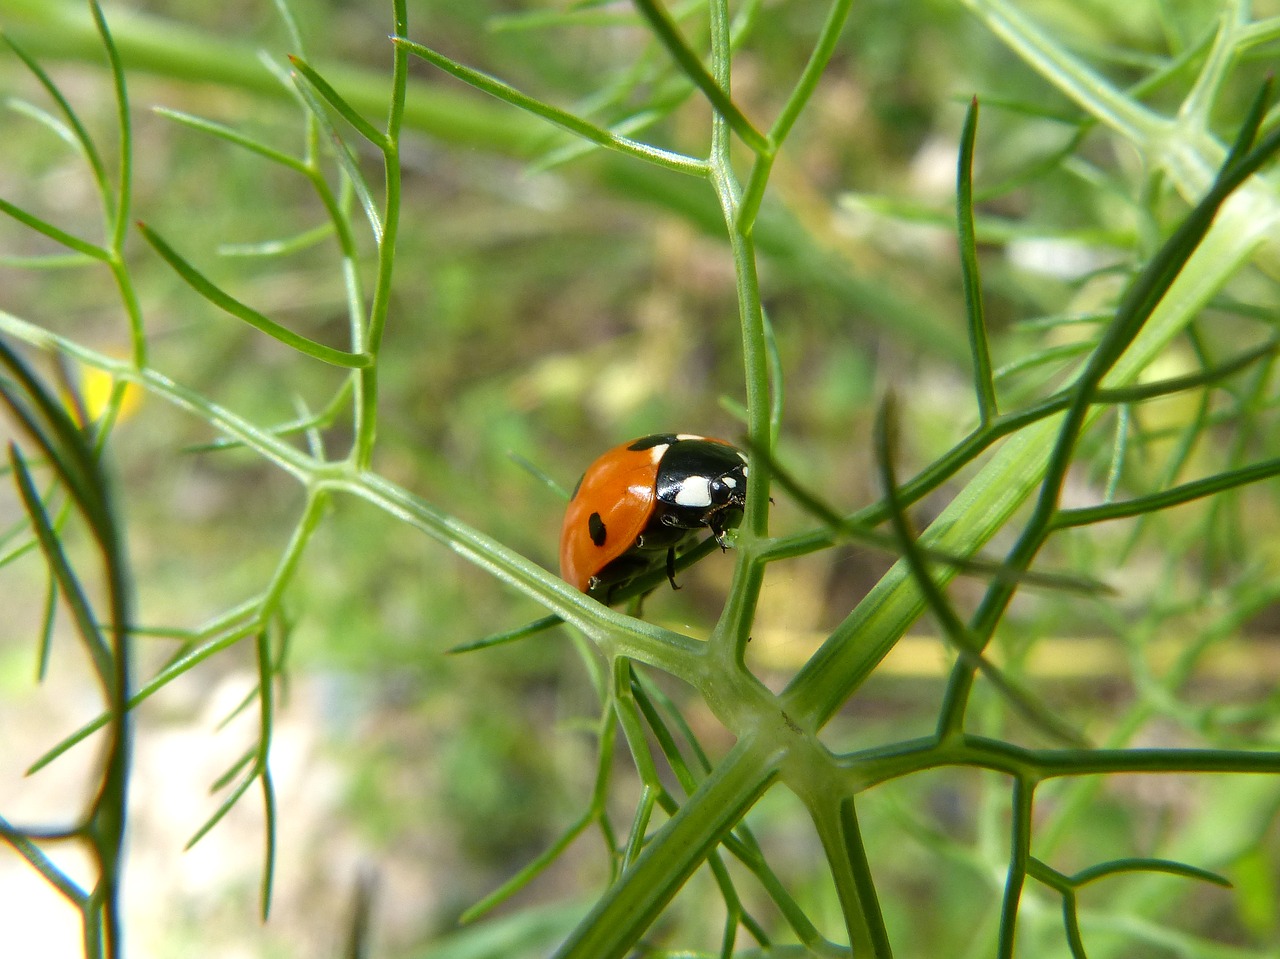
[560,433,749,600]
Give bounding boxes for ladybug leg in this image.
[665,547,681,591]
[711,519,732,552]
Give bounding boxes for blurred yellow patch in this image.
[69,364,143,426]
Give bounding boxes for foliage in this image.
[1,1,1280,957]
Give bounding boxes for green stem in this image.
[352,0,408,468]
[552,735,782,959]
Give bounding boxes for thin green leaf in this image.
[27,618,259,775]
[630,0,768,154]
[1053,454,1280,529]
[9,446,114,688]
[394,36,707,176]
[957,97,997,423]
[5,97,85,154]
[459,809,594,923]
[0,252,99,269]
[0,815,89,905]
[137,223,372,369]
[90,0,133,255]
[0,346,111,539]
[37,570,56,681]
[154,107,309,173]
[185,768,258,850]
[1,34,110,204]
[874,399,1088,748]
[289,55,386,147]
[769,0,853,147]
[216,680,263,731]
[260,762,277,921]
[507,451,570,501]
[254,628,279,921]
[288,71,384,242]
[217,222,336,258]
[211,748,256,793]
[446,614,561,654]
[1220,74,1273,178]
[837,800,892,959]
[620,784,659,871]
[1072,856,1231,889]
[763,309,784,447]
[270,0,308,58]
[1094,338,1277,403]
[997,779,1034,959]
[750,437,1108,597]
[0,197,108,261]
[631,674,699,795]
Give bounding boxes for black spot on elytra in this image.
[588,512,607,547]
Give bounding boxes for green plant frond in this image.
[1,33,111,207]
[154,107,310,173]
[446,614,561,654]
[394,36,708,177]
[9,2,1280,957]
[874,399,1089,747]
[750,437,1108,597]
[269,0,308,53]
[216,222,336,258]
[1071,856,1231,889]
[0,334,132,957]
[211,748,257,793]
[631,0,766,154]
[506,451,571,501]
[87,0,132,260]
[137,223,373,369]
[254,629,279,920]
[185,765,260,850]
[1054,448,1280,529]
[0,348,117,560]
[185,379,353,453]
[0,196,108,261]
[282,74,386,243]
[460,809,595,924]
[0,251,101,269]
[0,815,89,905]
[957,98,997,424]
[992,340,1096,383]
[488,5,652,32]
[26,614,261,776]
[630,673,701,795]
[288,55,386,148]
[259,761,278,920]
[5,96,87,154]
[959,0,1162,145]
[215,680,264,732]
[36,571,57,680]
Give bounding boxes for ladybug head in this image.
[707,466,747,509]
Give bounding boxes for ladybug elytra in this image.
[559,433,748,600]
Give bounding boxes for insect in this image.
[559,433,749,601]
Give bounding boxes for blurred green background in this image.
[1,0,1279,956]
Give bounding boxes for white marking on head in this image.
[722,476,737,488]
[674,476,712,508]
[741,465,748,476]
[648,443,670,464]
[675,433,703,441]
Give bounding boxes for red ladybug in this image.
[560,433,749,600]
